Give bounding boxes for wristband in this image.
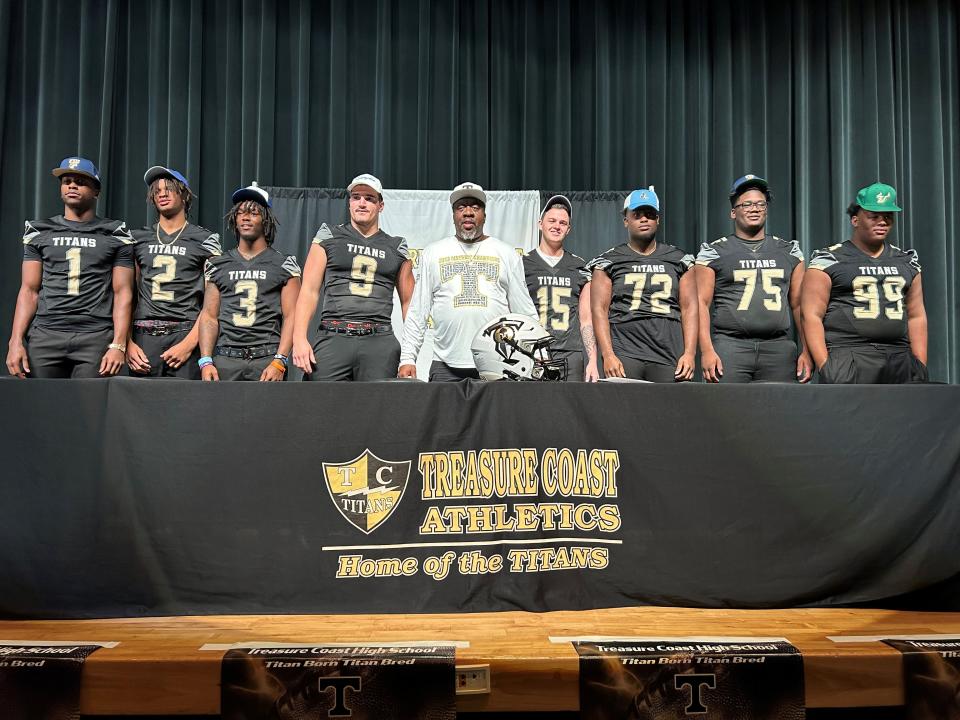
[198,356,214,369]
[273,353,288,367]
[270,359,287,373]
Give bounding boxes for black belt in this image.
[133,319,193,336]
[215,343,278,360]
[320,320,393,336]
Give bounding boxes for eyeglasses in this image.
[350,193,379,204]
[734,201,768,210]
[628,208,659,220]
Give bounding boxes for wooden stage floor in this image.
[2,606,959,715]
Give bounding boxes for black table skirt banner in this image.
[883,638,960,719]
[0,643,109,720]
[575,637,805,719]
[219,643,456,720]
[1,379,959,617]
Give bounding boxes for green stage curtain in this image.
[1,0,957,380]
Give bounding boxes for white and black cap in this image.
[450,181,487,207]
[540,194,572,220]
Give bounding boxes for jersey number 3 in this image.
[233,280,258,327]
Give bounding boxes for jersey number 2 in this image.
[151,256,177,302]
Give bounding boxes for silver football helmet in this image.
[471,313,566,381]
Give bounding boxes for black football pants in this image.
[711,335,798,383]
[25,325,113,378]
[818,345,927,384]
[129,327,200,379]
[306,331,401,381]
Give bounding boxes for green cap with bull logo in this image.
[855,182,902,212]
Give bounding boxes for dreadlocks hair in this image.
[225,200,279,245]
[147,177,193,218]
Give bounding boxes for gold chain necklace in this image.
[156,221,188,247]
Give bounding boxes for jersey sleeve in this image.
[397,236,411,260]
[202,233,223,257]
[585,250,614,276]
[312,222,335,245]
[282,255,302,279]
[203,258,219,284]
[22,221,42,261]
[678,252,695,274]
[787,239,804,264]
[694,241,721,267]
[808,246,840,274]
[900,247,922,277]
[112,222,135,268]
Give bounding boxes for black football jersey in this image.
[586,242,693,323]
[809,241,920,347]
[22,215,135,332]
[133,223,222,321]
[313,223,409,325]
[523,249,591,351]
[695,234,803,339]
[204,248,301,346]
[586,242,693,365]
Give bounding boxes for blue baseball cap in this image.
[231,181,271,208]
[623,187,660,213]
[144,165,193,194]
[52,157,101,187]
[729,174,769,204]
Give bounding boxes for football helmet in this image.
[471,313,566,381]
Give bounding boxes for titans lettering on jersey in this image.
[23,215,135,332]
[133,224,222,322]
[523,251,590,351]
[204,248,301,346]
[696,235,803,339]
[587,243,693,365]
[809,241,920,347]
[312,223,409,325]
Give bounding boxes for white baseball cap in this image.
[347,173,383,196]
[450,182,487,207]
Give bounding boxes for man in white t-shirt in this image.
[398,182,538,381]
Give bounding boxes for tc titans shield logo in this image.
[323,450,411,534]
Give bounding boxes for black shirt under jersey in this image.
[695,234,804,339]
[312,222,409,325]
[809,241,921,347]
[133,223,222,321]
[204,247,301,347]
[23,215,135,332]
[523,249,591,352]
